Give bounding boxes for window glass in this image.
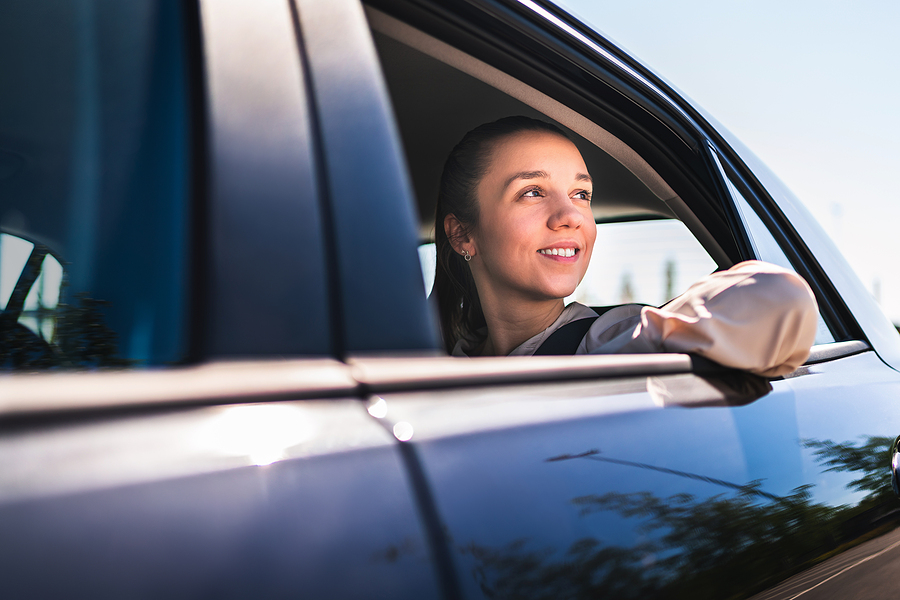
[418,244,438,297]
[1,234,63,343]
[722,161,836,345]
[0,1,191,369]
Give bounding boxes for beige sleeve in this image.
[610,261,819,377]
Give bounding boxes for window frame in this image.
[364,0,870,364]
[707,144,862,344]
[198,0,336,359]
[366,0,744,265]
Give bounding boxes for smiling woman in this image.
[438,117,596,357]
[436,117,818,376]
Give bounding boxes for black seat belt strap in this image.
[533,316,599,356]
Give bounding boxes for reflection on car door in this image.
[361,349,900,599]
[344,0,900,597]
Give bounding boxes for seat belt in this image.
[533,316,599,356]
[533,305,645,356]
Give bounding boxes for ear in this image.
[444,213,473,256]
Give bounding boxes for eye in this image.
[573,190,592,202]
[520,186,545,198]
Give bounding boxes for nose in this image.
[547,194,585,230]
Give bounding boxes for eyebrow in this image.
[503,170,548,190]
[503,170,593,189]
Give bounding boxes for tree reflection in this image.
[803,436,895,502]
[464,436,898,599]
[0,293,132,369]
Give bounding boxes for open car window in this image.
[366,8,724,257]
[366,4,841,351]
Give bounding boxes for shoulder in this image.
[576,303,647,354]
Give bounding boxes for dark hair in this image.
[434,116,570,353]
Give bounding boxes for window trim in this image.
[0,359,358,422]
[198,0,334,358]
[707,142,863,343]
[293,0,438,355]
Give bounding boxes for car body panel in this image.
[2,0,899,598]
[376,350,900,598]
[0,398,442,599]
[294,0,438,354]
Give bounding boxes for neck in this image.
[478,296,566,356]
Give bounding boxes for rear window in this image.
[0,0,192,370]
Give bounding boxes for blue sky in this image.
[555,0,900,324]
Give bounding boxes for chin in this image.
[538,283,580,301]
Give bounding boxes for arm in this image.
[597,261,818,377]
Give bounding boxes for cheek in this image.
[584,220,597,256]
[476,212,527,256]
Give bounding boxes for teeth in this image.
[539,248,576,257]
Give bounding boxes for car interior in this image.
[366,6,726,308]
[365,5,840,346]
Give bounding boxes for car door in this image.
[334,0,900,597]
[0,1,443,597]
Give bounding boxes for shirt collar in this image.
[450,302,597,357]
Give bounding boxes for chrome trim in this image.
[1,342,863,421]
[0,360,357,419]
[350,353,693,392]
[805,340,870,364]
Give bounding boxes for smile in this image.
[538,248,577,257]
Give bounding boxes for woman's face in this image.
[465,130,596,305]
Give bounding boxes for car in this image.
[2,0,900,598]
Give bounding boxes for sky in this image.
[554,0,900,324]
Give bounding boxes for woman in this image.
[434,116,817,377]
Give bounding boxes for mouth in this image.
[538,247,578,258]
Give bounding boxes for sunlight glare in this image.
[194,404,316,466]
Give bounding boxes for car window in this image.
[372,8,727,312]
[367,4,833,362]
[569,219,717,307]
[713,151,836,345]
[0,1,192,369]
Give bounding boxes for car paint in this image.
[2,0,900,599]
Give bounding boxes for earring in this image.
[463,250,472,262]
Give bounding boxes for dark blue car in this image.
[2,0,900,598]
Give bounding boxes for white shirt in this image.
[452,261,819,377]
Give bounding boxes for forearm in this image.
[612,261,818,377]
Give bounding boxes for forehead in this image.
[485,130,587,175]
